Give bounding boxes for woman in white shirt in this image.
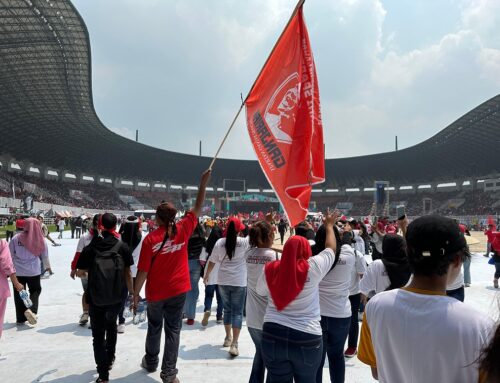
[246,221,277,383]
[256,211,339,383]
[204,217,249,357]
[359,234,410,301]
[316,225,356,383]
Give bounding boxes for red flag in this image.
[245,4,324,227]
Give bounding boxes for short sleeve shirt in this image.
[137,211,197,302]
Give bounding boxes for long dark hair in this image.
[249,221,273,248]
[156,202,177,239]
[206,225,222,255]
[121,218,142,252]
[311,225,341,270]
[225,221,237,260]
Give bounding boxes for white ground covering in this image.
[0,234,498,382]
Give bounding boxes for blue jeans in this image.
[317,316,351,383]
[262,322,323,383]
[463,258,471,285]
[204,284,223,318]
[218,285,246,329]
[248,327,268,383]
[446,286,465,302]
[184,259,201,320]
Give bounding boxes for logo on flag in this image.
[264,73,300,144]
[245,5,325,227]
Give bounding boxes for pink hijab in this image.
[19,218,46,256]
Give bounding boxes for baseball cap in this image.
[406,215,468,259]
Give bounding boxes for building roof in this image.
[1,0,499,188]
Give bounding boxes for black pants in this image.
[347,293,361,348]
[144,293,186,382]
[13,275,41,323]
[71,228,75,238]
[89,303,121,381]
[76,228,81,238]
[279,232,285,245]
[6,231,14,242]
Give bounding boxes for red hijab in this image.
[265,235,311,311]
[19,218,46,256]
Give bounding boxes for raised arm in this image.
[192,169,212,218]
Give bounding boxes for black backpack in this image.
[89,240,125,306]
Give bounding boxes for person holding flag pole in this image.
[208,0,325,231]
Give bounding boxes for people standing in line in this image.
[0,239,24,341]
[76,213,134,383]
[184,222,206,325]
[9,217,51,326]
[358,215,493,383]
[359,234,411,302]
[134,169,210,383]
[277,219,287,245]
[204,217,249,357]
[200,223,223,326]
[315,225,354,383]
[345,248,367,358]
[70,214,100,327]
[256,211,339,382]
[245,221,277,383]
[57,218,65,239]
[117,215,144,334]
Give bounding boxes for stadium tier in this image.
[0,0,499,193]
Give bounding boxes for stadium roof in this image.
[1,0,499,188]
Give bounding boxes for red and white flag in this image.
[245,4,325,227]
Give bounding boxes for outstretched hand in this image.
[200,169,212,187]
[323,209,340,227]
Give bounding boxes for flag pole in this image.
[209,0,306,170]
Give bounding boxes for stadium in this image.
[0,0,499,222]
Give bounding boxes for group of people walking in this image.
[1,168,500,383]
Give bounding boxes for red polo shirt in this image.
[138,211,197,302]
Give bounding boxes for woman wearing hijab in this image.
[204,217,249,357]
[118,215,144,333]
[256,211,339,382]
[9,217,51,325]
[360,234,411,301]
[1,239,24,341]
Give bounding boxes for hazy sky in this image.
[73,0,500,160]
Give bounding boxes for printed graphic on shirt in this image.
[152,240,186,255]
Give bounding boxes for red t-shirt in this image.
[485,229,495,243]
[138,211,197,302]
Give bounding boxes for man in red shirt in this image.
[484,224,495,257]
[134,169,211,383]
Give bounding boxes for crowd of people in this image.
[0,169,499,383]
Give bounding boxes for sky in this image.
[73,0,500,160]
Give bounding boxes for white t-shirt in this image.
[256,248,335,336]
[372,232,383,254]
[211,236,250,287]
[359,259,391,297]
[58,220,65,230]
[352,230,365,254]
[76,232,93,253]
[319,245,356,318]
[446,269,464,291]
[359,288,493,383]
[245,247,277,330]
[129,235,145,278]
[349,250,368,296]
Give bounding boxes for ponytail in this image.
[225,221,237,260]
